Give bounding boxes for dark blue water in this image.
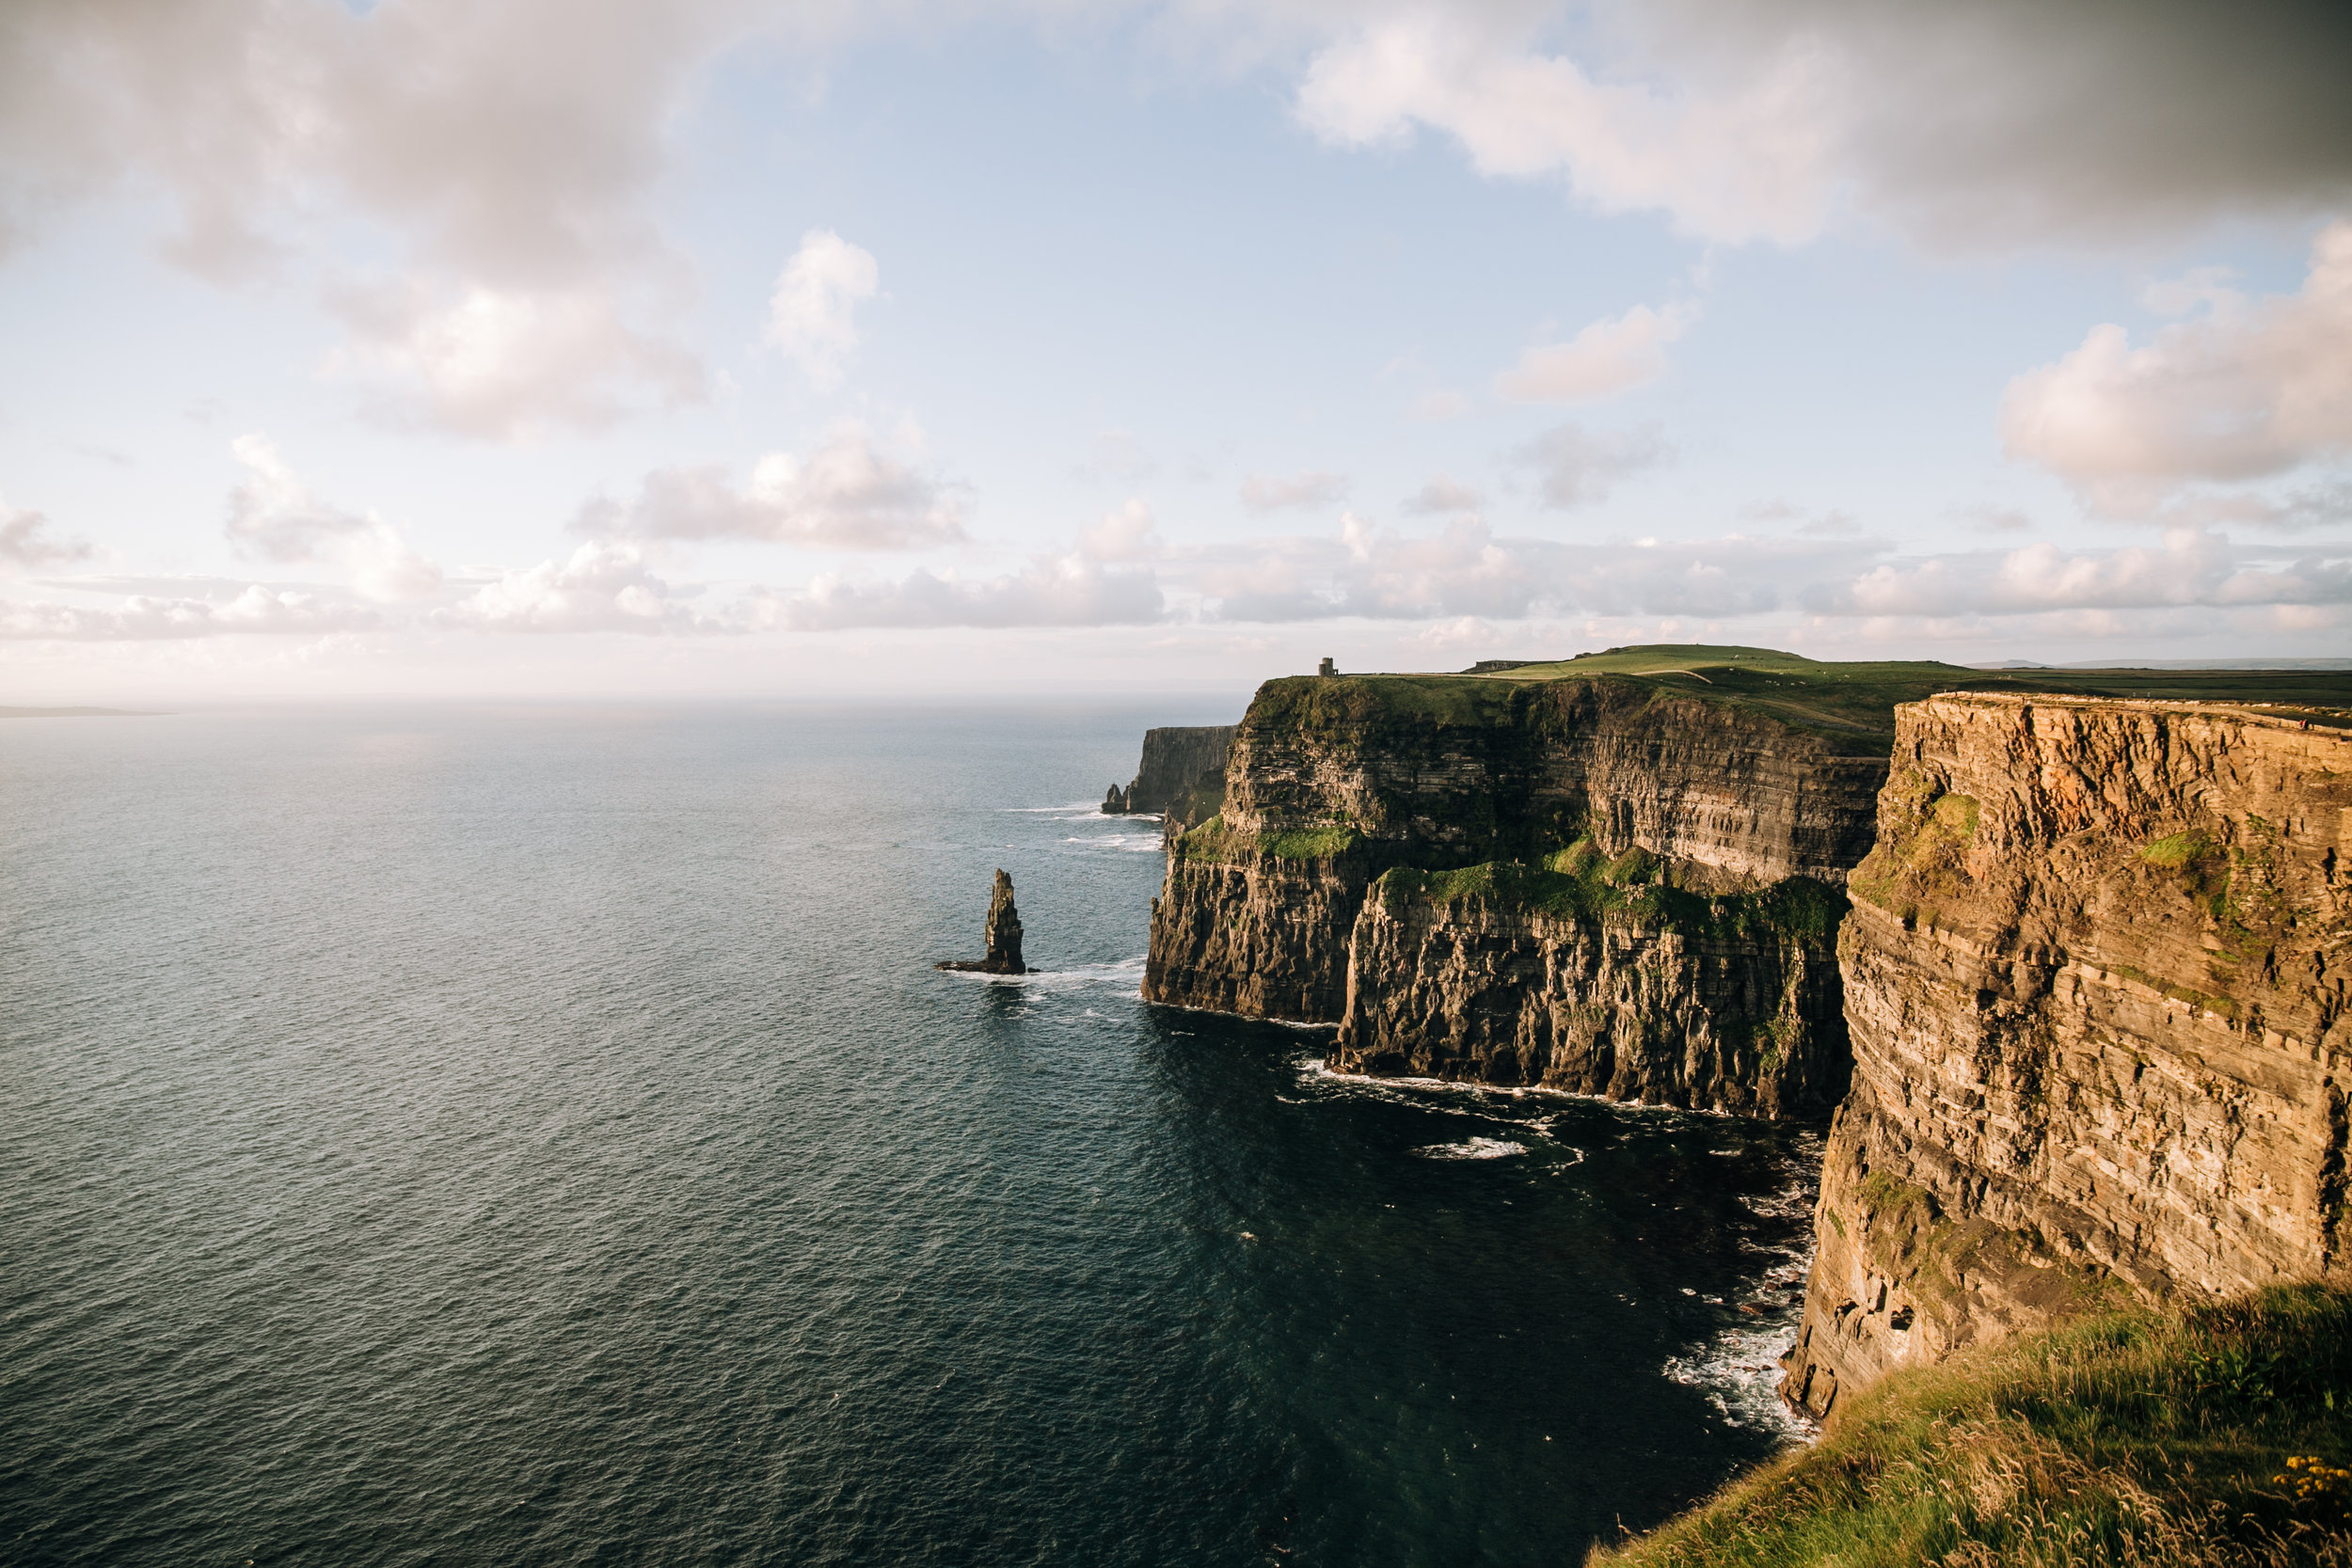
[2,704,1818,1567]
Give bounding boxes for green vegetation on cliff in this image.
[1376,841,1848,943]
[1596,1284,2352,1568]
[1260,646,2352,756]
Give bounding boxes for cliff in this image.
[1784,695,2352,1418]
[1330,857,1852,1115]
[1104,724,1236,825]
[1143,662,1890,1113]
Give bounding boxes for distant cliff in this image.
[1142,666,1888,1114]
[1104,725,1236,826]
[1783,695,2352,1418]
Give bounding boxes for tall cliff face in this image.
[1142,673,1886,1113]
[1328,865,1851,1114]
[1784,695,2352,1418]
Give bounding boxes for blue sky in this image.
[2,1,2347,699]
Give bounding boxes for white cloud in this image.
[767,230,880,390]
[578,423,967,549]
[756,554,1165,631]
[1510,421,1671,508]
[0,505,93,568]
[438,543,723,634]
[2000,221,2352,516]
[0,585,381,640]
[226,434,443,602]
[1402,476,1483,515]
[1295,11,1836,245]
[1496,299,1698,404]
[1078,499,1162,562]
[1239,469,1350,513]
[325,279,707,440]
[1411,614,1504,651]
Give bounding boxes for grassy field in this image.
[1275,646,2352,753]
[1595,1284,2352,1568]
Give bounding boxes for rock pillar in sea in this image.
[981,869,1026,973]
[1102,784,1129,814]
[937,869,1030,974]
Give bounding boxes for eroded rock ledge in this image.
[1783,695,2352,1418]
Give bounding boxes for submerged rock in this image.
[935,868,1030,974]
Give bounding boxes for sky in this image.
[2,0,2349,701]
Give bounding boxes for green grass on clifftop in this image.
[1377,841,1847,943]
[1270,647,2352,754]
[1594,1283,2352,1568]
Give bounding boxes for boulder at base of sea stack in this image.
[935,869,1031,974]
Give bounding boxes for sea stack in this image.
[935,869,1030,974]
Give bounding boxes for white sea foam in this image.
[1661,1152,1823,1441]
[933,956,1145,991]
[1412,1137,1526,1161]
[1007,802,1168,826]
[1063,832,1162,853]
[1296,1058,1724,1119]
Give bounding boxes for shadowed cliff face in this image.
[1784,695,2352,1418]
[1143,674,1886,1115]
[1329,885,1851,1116]
[1122,726,1235,819]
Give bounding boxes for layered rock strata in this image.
[1143,674,1886,1113]
[1784,695,2352,1418]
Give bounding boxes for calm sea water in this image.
[2,703,1819,1567]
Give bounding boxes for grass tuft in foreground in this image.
[1594,1284,2352,1568]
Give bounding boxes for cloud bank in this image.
[0,585,381,640]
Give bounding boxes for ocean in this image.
[1,703,1818,1566]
